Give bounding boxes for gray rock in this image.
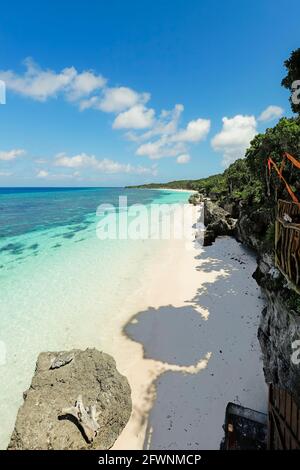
[235,205,273,251]
[8,348,132,450]
[188,193,203,206]
[254,255,300,406]
[203,199,237,246]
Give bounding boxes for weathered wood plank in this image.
[276,200,300,290]
[291,399,298,437]
[268,385,300,449]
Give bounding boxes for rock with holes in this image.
[8,348,131,450]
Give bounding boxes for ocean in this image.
[0,187,191,448]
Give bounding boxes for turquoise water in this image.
[0,187,191,448]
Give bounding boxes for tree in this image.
[281,49,300,114]
[245,117,300,202]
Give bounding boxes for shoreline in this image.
[0,189,192,449]
[128,188,198,193]
[0,196,267,449]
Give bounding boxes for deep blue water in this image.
[0,187,180,238]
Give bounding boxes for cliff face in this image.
[253,255,300,406]
[204,199,300,403]
[235,205,274,252]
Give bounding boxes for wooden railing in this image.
[268,384,300,449]
[275,199,300,292]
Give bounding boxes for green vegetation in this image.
[281,48,300,114]
[127,179,199,190]
[216,116,300,207]
[127,174,228,193]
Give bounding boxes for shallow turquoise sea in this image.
[0,187,191,448]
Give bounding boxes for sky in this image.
[0,0,299,187]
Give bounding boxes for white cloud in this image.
[176,154,190,164]
[36,169,82,180]
[55,152,92,168]
[172,118,211,142]
[0,148,26,161]
[135,111,210,160]
[113,105,155,129]
[1,59,212,169]
[0,171,12,176]
[136,137,187,160]
[211,115,257,167]
[79,86,149,112]
[258,105,284,122]
[129,104,184,141]
[37,169,49,178]
[0,58,105,102]
[100,87,149,113]
[79,96,100,111]
[67,71,106,101]
[54,152,156,175]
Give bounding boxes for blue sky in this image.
[0,0,299,187]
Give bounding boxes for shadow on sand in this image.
[123,236,267,450]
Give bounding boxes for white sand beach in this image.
[138,188,198,193]
[111,204,268,450]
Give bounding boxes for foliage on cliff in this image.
[127,179,200,190]
[153,116,300,209]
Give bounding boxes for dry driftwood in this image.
[61,395,100,442]
[50,353,74,369]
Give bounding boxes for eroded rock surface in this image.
[203,199,237,246]
[254,255,300,405]
[8,348,131,450]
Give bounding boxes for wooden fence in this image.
[268,384,300,449]
[275,199,300,292]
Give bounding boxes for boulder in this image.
[203,199,237,246]
[188,192,203,206]
[8,348,132,450]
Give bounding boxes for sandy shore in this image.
[133,187,197,193]
[111,204,267,450]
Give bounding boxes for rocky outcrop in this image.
[8,348,132,450]
[203,199,237,246]
[253,255,300,406]
[188,192,203,206]
[235,204,274,252]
